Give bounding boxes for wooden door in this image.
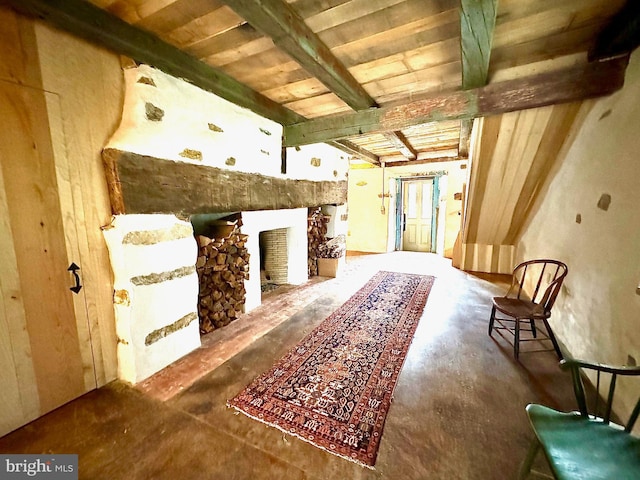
[402,179,434,252]
[0,80,94,436]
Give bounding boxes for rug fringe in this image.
[225,402,377,470]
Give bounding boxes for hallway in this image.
[0,252,572,479]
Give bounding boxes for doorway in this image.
[396,177,440,253]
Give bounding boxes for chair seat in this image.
[526,404,640,480]
[493,297,544,319]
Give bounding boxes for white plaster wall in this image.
[321,204,348,238]
[103,214,200,384]
[517,50,640,418]
[105,65,350,183]
[285,143,350,181]
[107,65,283,176]
[241,208,309,312]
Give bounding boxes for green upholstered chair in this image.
[488,259,568,360]
[518,358,640,479]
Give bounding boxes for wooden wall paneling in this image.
[477,108,553,245]
[463,116,500,245]
[44,90,97,391]
[504,102,587,244]
[35,23,124,386]
[0,79,86,416]
[0,7,43,437]
[0,138,41,436]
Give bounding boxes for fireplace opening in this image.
[259,228,290,296]
[192,213,249,335]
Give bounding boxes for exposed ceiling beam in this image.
[221,0,398,161]
[5,0,304,126]
[329,140,380,166]
[382,131,418,160]
[459,0,497,158]
[384,156,465,168]
[457,119,474,159]
[222,0,377,111]
[284,56,628,146]
[589,0,640,62]
[460,0,498,90]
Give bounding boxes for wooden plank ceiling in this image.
[9,0,639,166]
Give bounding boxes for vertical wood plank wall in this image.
[35,19,124,389]
[0,8,122,436]
[456,102,589,273]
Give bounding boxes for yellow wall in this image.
[516,50,640,418]
[347,161,466,255]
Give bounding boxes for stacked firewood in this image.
[307,207,329,276]
[195,224,250,334]
[317,234,346,259]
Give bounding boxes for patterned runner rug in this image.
[228,271,435,467]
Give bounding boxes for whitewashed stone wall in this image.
[106,64,350,182]
[103,215,200,384]
[101,66,347,382]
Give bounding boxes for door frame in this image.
[395,173,445,253]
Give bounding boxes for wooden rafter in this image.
[330,140,380,166]
[382,131,417,160]
[385,156,464,168]
[284,56,629,147]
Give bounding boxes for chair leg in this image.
[518,438,541,480]
[488,305,497,336]
[529,318,537,338]
[514,318,520,360]
[542,319,563,360]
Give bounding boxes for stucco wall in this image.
[516,50,640,417]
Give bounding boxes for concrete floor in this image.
[0,252,575,479]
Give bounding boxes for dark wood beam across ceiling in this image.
[6,0,633,167]
[284,56,628,147]
[220,0,416,161]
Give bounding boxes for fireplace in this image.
[100,65,348,385]
[259,228,290,293]
[241,209,308,311]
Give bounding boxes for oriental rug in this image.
[228,271,434,467]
